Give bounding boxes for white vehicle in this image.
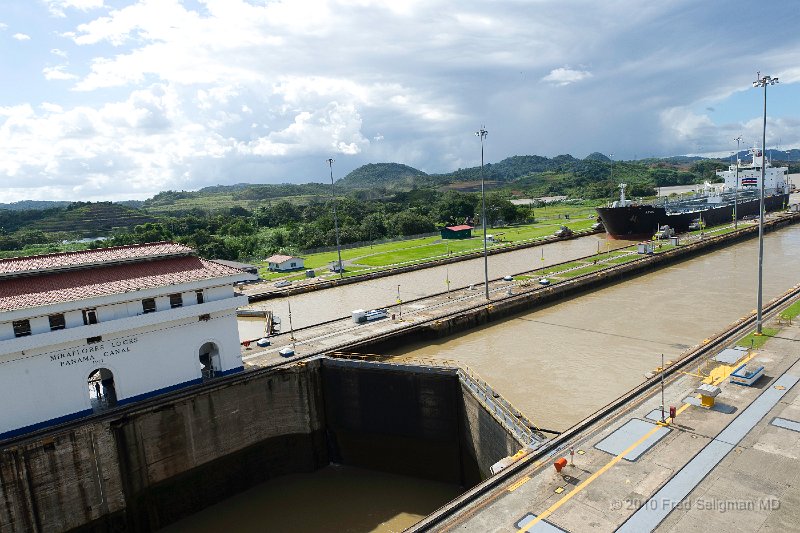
[352,308,390,324]
[274,280,291,288]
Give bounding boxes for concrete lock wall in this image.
[0,358,524,532]
[0,362,327,532]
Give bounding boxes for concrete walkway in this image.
[436,317,800,532]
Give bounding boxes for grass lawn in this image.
[259,217,600,272]
[604,254,643,265]
[736,328,779,350]
[782,300,800,320]
[563,263,609,277]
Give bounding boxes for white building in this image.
[0,242,255,440]
[265,254,305,272]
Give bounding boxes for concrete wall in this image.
[321,359,522,487]
[0,362,326,532]
[0,358,524,532]
[322,360,466,484]
[458,381,523,480]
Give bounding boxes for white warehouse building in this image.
[0,242,255,440]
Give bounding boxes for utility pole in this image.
[753,73,778,335]
[327,158,344,278]
[476,127,489,300]
[734,135,742,229]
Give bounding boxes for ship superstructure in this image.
[596,149,789,239]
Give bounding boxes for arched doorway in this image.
[199,342,221,380]
[88,368,117,412]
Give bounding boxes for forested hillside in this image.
[2,152,795,261]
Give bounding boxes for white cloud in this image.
[45,0,105,18]
[0,22,8,31]
[1,0,799,202]
[43,65,78,81]
[13,33,31,41]
[541,67,593,86]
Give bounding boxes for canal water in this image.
[209,221,799,533]
[161,465,462,533]
[386,223,800,432]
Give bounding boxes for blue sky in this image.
[1,0,799,202]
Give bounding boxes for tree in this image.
[387,211,436,236]
[435,191,477,225]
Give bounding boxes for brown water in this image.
[160,465,462,533]
[387,223,800,432]
[219,223,799,533]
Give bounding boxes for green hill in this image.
[338,163,431,189]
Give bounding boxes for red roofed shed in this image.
[441,225,473,240]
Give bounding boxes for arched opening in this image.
[199,342,221,380]
[88,368,117,411]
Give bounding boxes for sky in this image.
[1,0,799,202]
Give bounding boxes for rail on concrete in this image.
[406,280,800,532]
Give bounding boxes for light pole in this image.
[733,135,742,229]
[327,158,344,279]
[476,127,489,300]
[610,153,614,183]
[753,73,778,335]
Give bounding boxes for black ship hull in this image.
[596,193,790,239]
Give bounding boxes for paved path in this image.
[434,316,800,532]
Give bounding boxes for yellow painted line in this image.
[507,476,531,492]
[517,349,760,532]
[516,424,662,532]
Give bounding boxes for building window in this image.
[83,309,98,325]
[13,319,31,337]
[142,298,156,314]
[49,314,66,331]
[196,290,204,304]
[169,293,183,308]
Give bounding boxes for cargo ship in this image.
[596,148,790,239]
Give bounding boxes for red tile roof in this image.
[445,225,474,231]
[0,256,244,312]
[0,242,193,279]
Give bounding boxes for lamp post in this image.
[476,127,489,300]
[753,73,778,335]
[326,158,344,279]
[610,153,614,183]
[733,135,742,229]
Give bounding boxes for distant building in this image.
[441,225,474,240]
[0,242,255,440]
[211,258,259,277]
[265,254,305,272]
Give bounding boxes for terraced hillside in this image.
[29,202,156,236]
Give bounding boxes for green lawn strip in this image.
[251,217,600,272]
[780,300,800,320]
[355,241,487,267]
[736,328,779,350]
[603,254,643,265]
[534,261,585,276]
[562,263,609,278]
